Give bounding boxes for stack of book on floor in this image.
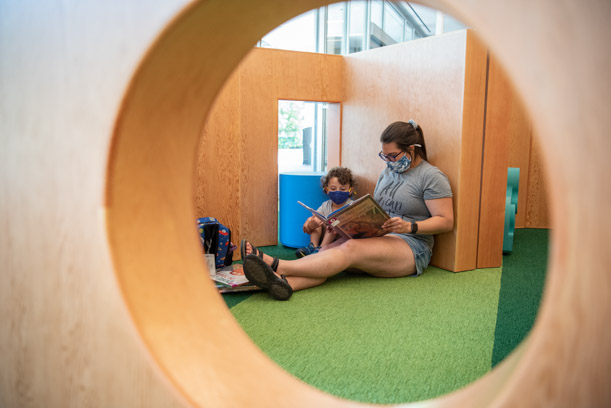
[212,264,260,293]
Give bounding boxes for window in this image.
[278,100,340,174]
[258,1,468,55]
[443,14,467,33]
[383,2,404,43]
[348,1,367,53]
[260,10,318,52]
[404,3,436,37]
[326,3,346,54]
[370,1,383,27]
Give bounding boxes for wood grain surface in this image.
[195,48,344,248]
[341,30,488,272]
[476,54,511,268]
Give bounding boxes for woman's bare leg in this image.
[284,276,327,291]
[243,236,416,291]
[318,236,347,251]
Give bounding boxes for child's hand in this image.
[303,216,323,234]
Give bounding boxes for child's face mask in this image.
[328,190,351,205]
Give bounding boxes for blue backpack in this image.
[197,217,235,268]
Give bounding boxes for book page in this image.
[212,264,250,287]
[297,201,329,224]
[327,194,390,239]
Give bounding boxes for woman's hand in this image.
[325,225,338,237]
[303,216,323,234]
[382,217,411,234]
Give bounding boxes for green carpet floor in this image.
[492,228,549,366]
[222,229,548,404]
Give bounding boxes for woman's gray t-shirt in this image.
[373,161,452,250]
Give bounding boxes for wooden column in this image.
[476,54,511,268]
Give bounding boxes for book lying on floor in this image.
[212,264,260,293]
[298,194,390,240]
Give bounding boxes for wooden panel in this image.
[506,94,550,229]
[237,50,280,246]
[342,30,487,272]
[270,48,344,102]
[449,30,488,271]
[195,70,242,241]
[501,50,550,229]
[0,1,203,407]
[476,54,511,268]
[507,92,533,228]
[195,48,344,248]
[525,129,551,228]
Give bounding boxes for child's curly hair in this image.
[321,167,355,192]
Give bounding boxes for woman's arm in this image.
[382,197,454,235]
[418,197,454,234]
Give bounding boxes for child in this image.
[295,166,355,258]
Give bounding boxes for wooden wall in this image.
[195,48,344,248]
[196,30,549,270]
[476,52,550,267]
[342,30,488,272]
[476,54,512,268]
[507,104,550,229]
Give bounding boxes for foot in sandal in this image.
[240,239,276,266]
[242,254,292,300]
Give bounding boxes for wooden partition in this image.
[342,30,488,272]
[476,53,550,267]
[521,131,550,228]
[198,30,547,269]
[476,55,512,268]
[507,111,550,229]
[195,48,343,247]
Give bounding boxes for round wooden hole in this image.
[106,1,611,407]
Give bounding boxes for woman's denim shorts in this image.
[390,233,433,276]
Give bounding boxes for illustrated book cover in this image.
[298,194,390,240]
[212,264,260,293]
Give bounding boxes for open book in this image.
[212,264,260,293]
[298,194,390,240]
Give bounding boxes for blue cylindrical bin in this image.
[279,172,328,248]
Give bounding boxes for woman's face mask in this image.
[328,190,351,205]
[387,154,412,173]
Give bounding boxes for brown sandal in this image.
[242,254,292,301]
[241,239,265,260]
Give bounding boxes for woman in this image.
[241,120,454,300]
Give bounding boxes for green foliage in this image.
[278,101,304,149]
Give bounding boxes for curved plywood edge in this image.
[105,0,356,407]
[428,0,611,406]
[0,1,196,407]
[108,0,611,405]
[2,0,611,407]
